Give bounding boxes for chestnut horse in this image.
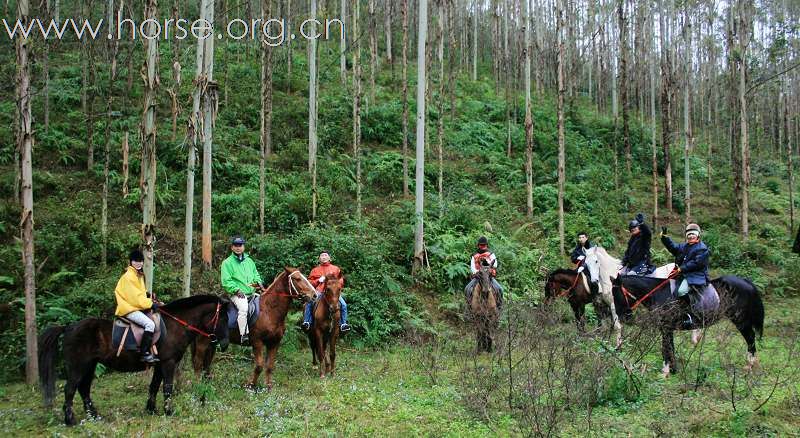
[192,267,316,389]
[38,295,230,425]
[306,274,343,377]
[469,263,500,352]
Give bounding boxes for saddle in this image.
[111,312,165,357]
[645,263,720,316]
[227,293,260,330]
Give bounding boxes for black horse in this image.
[612,275,764,375]
[39,295,231,425]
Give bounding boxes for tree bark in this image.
[437,0,445,217]
[401,0,410,197]
[17,0,38,386]
[617,0,631,176]
[309,0,319,221]
[414,0,429,273]
[141,0,159,292]
[738,0,753,238]
[557,0,565,255]
[260,0,274,235]
[683,0,692,223]
[524,0,534,218]
[472,0,478,81]
[353,0,363,219]
[200,0,216,270]
[101,0,120,268]
[660,0,673,213]
[369,0,377,106]
[340,0,347,84]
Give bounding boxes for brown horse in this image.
[469,263,500,352]
[307,275,343,377]
[38,295,230,425]
[544,268,607,333]
[192,267,316,389]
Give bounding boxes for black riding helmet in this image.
[628,220,640,231]
[477,236,489,246]
[129,248,145,262]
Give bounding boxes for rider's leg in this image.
[230,294,249,340]
[490,278,504,307]
[302,293,321,329]
[676,280,694,328]
[464,278,478,303]
[338,297,350,331]
[125,310,158,362]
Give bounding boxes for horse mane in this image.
[549,268,578,279]
[619,275,663,290]
[162,294,222,311]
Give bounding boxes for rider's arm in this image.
[489,253,498,269]
[660,235,681,257]
[639,221,652,239]
[248,259,263,287]
[469,255,478,275]
[681,246,709,273]
[220,260,241,295]
[120,272,153,310]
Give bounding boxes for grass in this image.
[2,297,799,436]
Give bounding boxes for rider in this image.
[464,236,504,307]
[660,224,710,329]
[114,249,160,363]
[570,231,595,273]
[220,236,264,344]
[302,252,351,333]
[621,213,654,276]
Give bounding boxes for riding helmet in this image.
[129,248,145,262]
[477,236,489,246]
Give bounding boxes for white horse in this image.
[583,246,623,346]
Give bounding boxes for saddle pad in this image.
[667,281,720,315]
[112,313,165,352]
[227,294,260,329]
[648,263,676,279]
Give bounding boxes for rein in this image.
[158,302,221,343]
[621,272,678,311]
[260,271,314,299]
[556,271,583,298]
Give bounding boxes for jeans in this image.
[465,278,504,306]
[303,293,348,326]
[125,310,155,332]
[231,294,249,336]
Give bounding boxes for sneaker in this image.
[301,322,311,331]
[240,334,250,344]
[140,352,159,363]
[340,323,351,333]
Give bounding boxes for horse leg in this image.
[248,340,265,388]
[316,331,326,378]
[203,343,216,379]
[572,303,586,334]
[77,363,98,419]
[661,328,676,377]
[62,369,81,426]
[161,361,177,416]
[191,339,207,379]
[736,324,759,371]
[329,334,337,376]
[146,365,163,414]
[307,332,318,366]
[264,345,278,390]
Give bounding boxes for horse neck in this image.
[261,274,292,321]
[162,302,218,347]
[556,271,578,288]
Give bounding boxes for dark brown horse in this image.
[192,267,316,389]
[544,268,607,333]
[38,295,230,425]
[307,275,343,377]
[469,263,500,352]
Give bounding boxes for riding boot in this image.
[678,294,694,330]
[139,331,159,363]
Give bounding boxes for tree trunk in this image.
[309,0,319,221]
[17,0,38,386]
[787,88,795,234]
[660,0,673,213]
[524,0,533,218]
[414,0,428,273]
[557,0,565,255]
[340,0,347,84]
[122,131,129,197]
[286,0,292,93]
[401,0,409,197]
[260,0,274,235]
[368,0,377,106]
[683,1,692,223]
[353,0,363,219]
[617,0,631,176]
[650,9,658,230]
[472,0,478,81]
[437,0,445,217]
[385,0,393,66]
[737,0,752,238]
[101,0,120,268]
[141,0,159,292]
[201,0,216,270]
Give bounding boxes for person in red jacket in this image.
[302,252,350,332]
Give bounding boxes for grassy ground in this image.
[1,298,799,437]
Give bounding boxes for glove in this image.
[660,226,668,237]
[236,291,246,299]
[577,255,585,261]
[318,276,326,283]
[635,213,645,224]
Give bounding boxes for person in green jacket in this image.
[220,236,263,344]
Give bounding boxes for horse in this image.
[306,274,343,377]
[38,295,230,425]
[544,246,623,345]
[612,274,764,376]
[468,262,500,353]
[191,267,316,389]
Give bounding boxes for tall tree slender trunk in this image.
[437,0,445,217]
[660,0,673,213]
[286,0,292,93]
[368,0,377,105]
[340,0,347,84]
[472,0,478,81]
[122,131,129,197]
[650,8,658,230]
[101,0,120,268]
[683,0,692,223]
[737,0,753,238]
[414,0,429,273]
[524,0,534,218]
[618,0,631,176]
[141,0,159,292]
[786,88,795,233]
[201,0,216,270]
[309,0,319,221]
[260,0,274,235]
[43,0,51,130]
[385,0,393,66]
[401,0,410,197]
[17,0,38,386]
[353,0,363,219]
[169,1,181,141]
[556,0,565,255]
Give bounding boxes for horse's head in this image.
[214,296,232,351]
[543,268,576,304]
[283,267,317,303]
[478,261,494,298]
[323,275,344,315]
[544,271,558,304]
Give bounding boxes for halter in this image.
[158,301,222,343]
[261,270,315,300]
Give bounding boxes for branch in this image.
[746,61,800,95]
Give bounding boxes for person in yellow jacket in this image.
[115,249,160,363]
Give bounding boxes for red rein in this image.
[621,272,678,311]
[158,303,221,342]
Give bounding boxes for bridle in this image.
[260,270,316,301]
[158,301,223,343]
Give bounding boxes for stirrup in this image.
[140,352,159,363]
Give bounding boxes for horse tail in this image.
[746,279,765,339]
[39,325,66,407]
[718,276,765,340]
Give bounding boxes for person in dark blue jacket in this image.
[660,223,710,328]
[570,232,595,267]
[621,213,654,275]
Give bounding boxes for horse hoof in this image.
[164,407,174,416]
